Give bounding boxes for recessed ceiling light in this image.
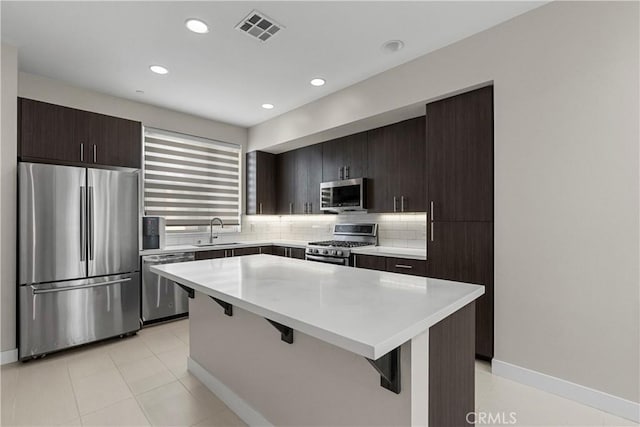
[310,78,326,87]
[262,103,274,110]
[185,18,209,34]
[382,40,405,53]
[149,65,169,75]
[135,90,144,94]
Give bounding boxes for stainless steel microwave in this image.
[320,178,367,213]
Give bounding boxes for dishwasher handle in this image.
[143,253,195,264]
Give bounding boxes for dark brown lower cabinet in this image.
[273,246,305,259]
[352,254,386,271]
[427,221,494,359]
[258,246,272,255]
[386,257,426,276]
[353,254,427,277]
[233,247,261,256]
[195,249,226,260]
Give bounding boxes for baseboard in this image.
[492,359,640,423]
[1,348,18,365]
[187,357,273,427]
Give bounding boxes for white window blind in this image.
[143,128,241,231]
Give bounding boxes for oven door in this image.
[305,254,349,266]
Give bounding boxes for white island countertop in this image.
[151,254,483,359]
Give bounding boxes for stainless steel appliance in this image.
[320,178,367,213]
[306,223,377,266]
[142,216,166,250]
[141,252,194,323]
[18,162,140,360]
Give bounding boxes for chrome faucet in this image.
[209,217,224,243]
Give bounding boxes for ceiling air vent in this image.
[235,10,283,42]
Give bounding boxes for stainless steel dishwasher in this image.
[141,252,194,324]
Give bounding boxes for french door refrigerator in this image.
[18,162,140,360]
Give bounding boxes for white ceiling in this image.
[2,1,545,128]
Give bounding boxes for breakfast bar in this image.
[151,254,484,426]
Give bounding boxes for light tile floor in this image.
[0,319,636,426]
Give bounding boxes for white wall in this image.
[1,43,18,353]
[249,1,640,404]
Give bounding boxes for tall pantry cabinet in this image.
[426,86,494,359]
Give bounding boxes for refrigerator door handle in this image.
[80,187,86,261]
[88,186,94,261]
[32,278,131,294]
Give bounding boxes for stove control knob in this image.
[314,249,319,254]
[336,250,343,256]
[329,250,336,256]
[322,250,328,255]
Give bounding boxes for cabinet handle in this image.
[232,249,235,257]
[304,202,308,214]
[339,167,343,180]
[309,202,312,213]
[401,196,405,212]
[80,143,84,162]
[353,255,357,268]
[430,222,434,242]
[393,196,397,213]
[430,201,434,221]
[345,165,350,179]
[92,144,97,163]
[395,264,413,269]
[259,203,263,215]
[289,203,293,215]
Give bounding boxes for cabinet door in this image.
[427,221,493,359]
[233,247,260,256]
[353,254,386,271]
[89,113,141,168]
[246,151,276,215]
[259,246,273,255]
[276,151,296,214]
[426,86,493,221]
[195,250,226,260]
[395,116,426,212]
[289,247,306,259]
[367,117,426,213]
[366,126,394,213]
[19,98,84,163]
[296,144,322,214]
[272,246,287,257]
[322,132,368,182]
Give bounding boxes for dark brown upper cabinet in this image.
[367,116,426,213]
[19,98,142,168]
[276,144,322,214]
[276,150,296,214]
[321,132,368,182]
[246,151,276,215]
[426,86,494,222]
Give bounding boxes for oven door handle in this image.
[305,254,347,265]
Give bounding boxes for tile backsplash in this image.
[166,213,427,249]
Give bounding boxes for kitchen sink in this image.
[192,242,240,247]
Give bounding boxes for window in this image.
[143,127,241,232]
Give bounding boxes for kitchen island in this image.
[151,254,484,426]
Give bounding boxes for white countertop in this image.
[140,240,308,256]
[352,246,427,260]
[151,255,483,359]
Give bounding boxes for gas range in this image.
[306,223,377,266]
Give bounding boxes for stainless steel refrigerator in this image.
[18,162,140,360]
